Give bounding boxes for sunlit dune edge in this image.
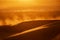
[0,16,60,26]
[7,24,48,38]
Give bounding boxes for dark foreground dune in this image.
[0,20,60,40]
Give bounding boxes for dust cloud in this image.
[0,0,60,25]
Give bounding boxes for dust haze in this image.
[0,0,60,25]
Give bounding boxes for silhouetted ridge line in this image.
[4,20,60,40]
[0,20,59,40]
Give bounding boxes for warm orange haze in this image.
[0,0,60,25]
[0,0,60,40]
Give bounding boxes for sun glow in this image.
[17,0,37,7]
[19,0,34,3]
[0,0,59,25]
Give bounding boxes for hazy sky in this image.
[0,0,60,25]
[0,0,59,9]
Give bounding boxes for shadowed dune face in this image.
[0,20,56,39]
[4,20,60,40]
[0,20,60,40]
[52,34,60,40]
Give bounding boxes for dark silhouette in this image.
[0,20,60,40]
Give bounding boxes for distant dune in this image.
[0,20,59,40]
[1,20,59,40]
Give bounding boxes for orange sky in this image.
[0,0,59,10]
[0,0,60,25]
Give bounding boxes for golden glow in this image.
[19,0,35,3]
[0,0,60,25]
[17,0,37,7]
